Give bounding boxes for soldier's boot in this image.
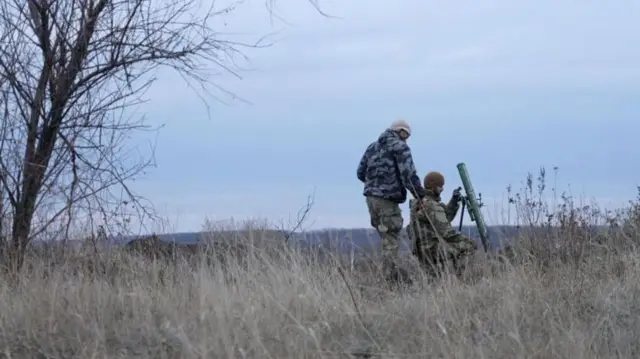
[382,255,397,281]
[383,258,413,288]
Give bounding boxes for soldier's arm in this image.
[356,143,374,183]
[393,142,426,199]
[426,200,469,243]
[444,197,460,222]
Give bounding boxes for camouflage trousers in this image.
[365,196,403,276]
[414,238,477,278]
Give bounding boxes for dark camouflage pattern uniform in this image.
[408,189,477,276]
[357,128,425,274]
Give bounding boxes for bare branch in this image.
[279,189,316,243]
[0,0,279,270]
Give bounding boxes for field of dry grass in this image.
[1,225,639,358]
[1,173,639,358]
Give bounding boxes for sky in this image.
[127,0,639,233]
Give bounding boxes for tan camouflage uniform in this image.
[408,172,477,277]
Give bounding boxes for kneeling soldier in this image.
[408,171,477,277]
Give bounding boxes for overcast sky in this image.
[128,0,639,233]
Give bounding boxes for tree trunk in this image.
[9,206,34,272]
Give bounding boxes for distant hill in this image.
[101,225,571,256]
[292,225,552,254]
[50,224,605,258]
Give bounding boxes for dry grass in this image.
[1,171,639,358]
[0,229,639,358]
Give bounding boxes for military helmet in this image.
[424,171,445,189]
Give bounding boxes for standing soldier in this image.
[408,171,477,278]
[357,119,426,282]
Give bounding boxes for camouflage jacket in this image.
[356,129,425,203]
[408,190,468,248]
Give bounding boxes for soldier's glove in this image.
[452,187,463,202]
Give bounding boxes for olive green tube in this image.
[457,162,490,251]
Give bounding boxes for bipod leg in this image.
[458,200,466,232]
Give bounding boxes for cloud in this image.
[122,0,640,233]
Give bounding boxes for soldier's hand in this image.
[452,187,463,202]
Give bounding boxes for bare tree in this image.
[0,0,279,271]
